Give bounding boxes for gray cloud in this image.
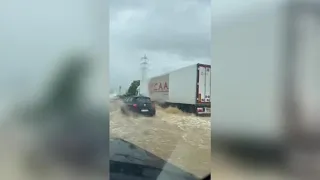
[109,0,211,89]
[110,0,210,59]
[1,0,268,93]
[0,0,286,113]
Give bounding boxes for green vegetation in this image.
[118,80,140,99]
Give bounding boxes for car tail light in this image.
[152,103,155,108]
[133,104,138,107]
[197,107,203,112]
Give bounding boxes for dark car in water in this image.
[121,95,156,116]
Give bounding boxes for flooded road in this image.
[110,100,211,178]
[110,100,289,179]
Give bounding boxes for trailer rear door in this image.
[197,64,211,104]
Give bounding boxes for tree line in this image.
[118,80,140,99]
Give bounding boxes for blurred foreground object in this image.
[212,0,320,179]
[109,138,199,180]
[0,53,108,180]
[286,1,320,179]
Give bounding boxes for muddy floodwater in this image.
[110,100,211,178]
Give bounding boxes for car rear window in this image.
[135,97,151,103]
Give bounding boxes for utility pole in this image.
[140,54,149,96]
[118,86,122,95]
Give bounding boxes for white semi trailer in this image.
[148,63,211,115]
[211,1,320,151]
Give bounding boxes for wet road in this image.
[110,100,289,179]
[110,100,211,178]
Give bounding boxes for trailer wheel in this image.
[189,105,196,114]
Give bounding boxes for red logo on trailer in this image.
[163,82,168,90]
[149,82,169,93]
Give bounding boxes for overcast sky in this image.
[0,0,277,98]
[109,0,211,91]
[109,0,281,91]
